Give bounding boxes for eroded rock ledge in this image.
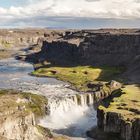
[98,109,140,140]
[97,85,140,140]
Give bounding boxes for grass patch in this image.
[21,93,48,117]
[0,89,20,95]
[99,85,140,120]
[32,66,124,92]
[0,90,48,118]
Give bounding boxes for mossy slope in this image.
[32,66,123,91]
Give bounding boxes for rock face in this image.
[0,29,46,49]
[40,41,79,65]
[0,113,43,140]
[40,30,140,67]
[78,34,140,66]
[36,29,140,84]
[0,90,51,140]
[97,108,140,140]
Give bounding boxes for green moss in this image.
[100,85,140,120]
[0,90,48,117]
[36,125,53,138]
[32,66,124,92]
[21,93,48,117]
[0,89,20,96]
[99,105,106,111]
[36,125,69,140]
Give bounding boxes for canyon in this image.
[0,28,140,140]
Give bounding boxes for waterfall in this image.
[88,94,94,105]
[73,95,78,105]
[39,93,97,139]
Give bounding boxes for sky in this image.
[0,0,140,28]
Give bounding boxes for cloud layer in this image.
[1,0,140,28]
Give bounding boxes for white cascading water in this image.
[0,58,97,140]
[39,94,97,140]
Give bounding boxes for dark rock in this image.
[50,70,57,74]
[97,107,140,140]
[83,71,88,74]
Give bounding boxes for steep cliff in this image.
[0,90,68,140]
[97,85,140,140]
[79,34,140,66]
[39,30,140,67]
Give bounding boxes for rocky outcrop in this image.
[0,90,52,140]
[78,34,140,66]
[40,30,140,67]
[97,108,140,140]
[91,81,122,102]
[40,41,79,65]
[0,113,42,140]
[0,29,46,49]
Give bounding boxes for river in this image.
[0,57,96,140]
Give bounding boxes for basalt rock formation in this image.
[97,106,140,140]
[37,29,140,68]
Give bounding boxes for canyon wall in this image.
[79,34,140,66]
[97,108,140,140]
[40,30,140,67]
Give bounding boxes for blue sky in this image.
[0,0,27,8]
[0,0,140,28]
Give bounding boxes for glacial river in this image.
[0,57,96,140]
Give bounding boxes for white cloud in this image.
[0,0,140,27]
[22,0,140,18]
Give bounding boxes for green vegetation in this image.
[0,90,48,118]
[99,85,140,120]
[21,93,48,117]
[32,66,124,92]
[1,40,12,48]
[36,125,69,140]
[36,125,53,138]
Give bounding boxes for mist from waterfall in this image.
[39,94,97,139]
